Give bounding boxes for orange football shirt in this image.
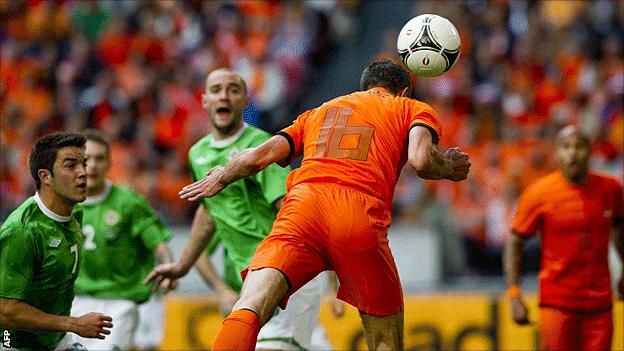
[279,87,442,214]
[512,171,624,312]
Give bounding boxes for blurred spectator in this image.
[1,0,359,226]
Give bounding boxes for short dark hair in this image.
[82,128,111,155]
[360,60,412,95]
[29,132,86,190]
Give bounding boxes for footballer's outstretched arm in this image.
[0,298,112,339]
[407,126,470,181]
[179,135,290,201]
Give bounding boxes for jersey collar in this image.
[83,180,113,205]
[210,123,248,148]
[368,87,392,95]
[34,192,72,222]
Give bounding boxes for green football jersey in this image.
[74,182,171,303]
[0,194,83,350]
[189,125,290,291]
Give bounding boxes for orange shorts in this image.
[244,182,403,316]
[539,306,612,351]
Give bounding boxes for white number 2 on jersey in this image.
[82,224,97,250]
[70,244,78,274]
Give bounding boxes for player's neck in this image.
[563,170,588,185]
[213,122,244,141]
[87,182,106,197]
[38,187,75,217]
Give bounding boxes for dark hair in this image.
[360,60,412,96]
[82,128,111,154]
[29,132,86,190]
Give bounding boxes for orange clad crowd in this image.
[0,0,358,222]
[389,1,623,276]
[1,0,622,277]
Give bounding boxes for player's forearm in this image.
[178,205,215,274]
[407,127,452,180]
[219,136,291,188]
[503,233,525,287]
[0,298,76,333]
[218,149,264,187]
[194,253,232,294]
[154,243,174,265]
[412,145,453,180]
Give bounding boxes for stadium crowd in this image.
[1,0,622,279]
[390,0,623,277]
[0,0,359,221]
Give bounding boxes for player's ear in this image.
[201,93,208,109]
[38,169,52,186]
[400,87,411,97]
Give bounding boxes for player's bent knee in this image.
[360,311,404,351]
[233,268,289,325]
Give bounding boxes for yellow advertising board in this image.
[161,294,623,350]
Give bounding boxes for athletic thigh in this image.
[360,311,404,351]
[539,307,580,351]
[247,185,329,309]
[323,187,402,317]
[580,309,612,351]
[134,294,164,349]
[256,274,325,350]
[71,295,138,350]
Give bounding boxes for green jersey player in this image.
[0,132,112,350]
[71,129,176,351]
[146,68,341,350]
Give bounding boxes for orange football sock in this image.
[212,309,261,351]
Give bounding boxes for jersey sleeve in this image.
[204,231,221,255]
[277,109,314,164]
[253,162,290,205]
[130,197,172,250]
[405,100,442,145]
[0,227,36,300]
[511,183,544,237]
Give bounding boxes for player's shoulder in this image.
[524,171,563,195]
[589,171,623,190]
[0,197,40,237]
[108,184,150,206]
[189,134,213,155]
[240,125,272,145]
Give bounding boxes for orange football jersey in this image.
[512,171,624,312]
[279,87,442,215]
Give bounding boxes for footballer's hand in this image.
[509,296,530,325]
[445,147,470,181]
[327,295,345,318]
[155,277,178,294]
[217,288,239,317]
[179,166,226,201]
[144,263,186,292]
[71,313,112,339]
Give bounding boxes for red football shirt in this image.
[280,87,442,215]
[512,171,624,312]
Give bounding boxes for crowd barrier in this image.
[160,293,623,350]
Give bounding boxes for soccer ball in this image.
[397,14,461,77]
